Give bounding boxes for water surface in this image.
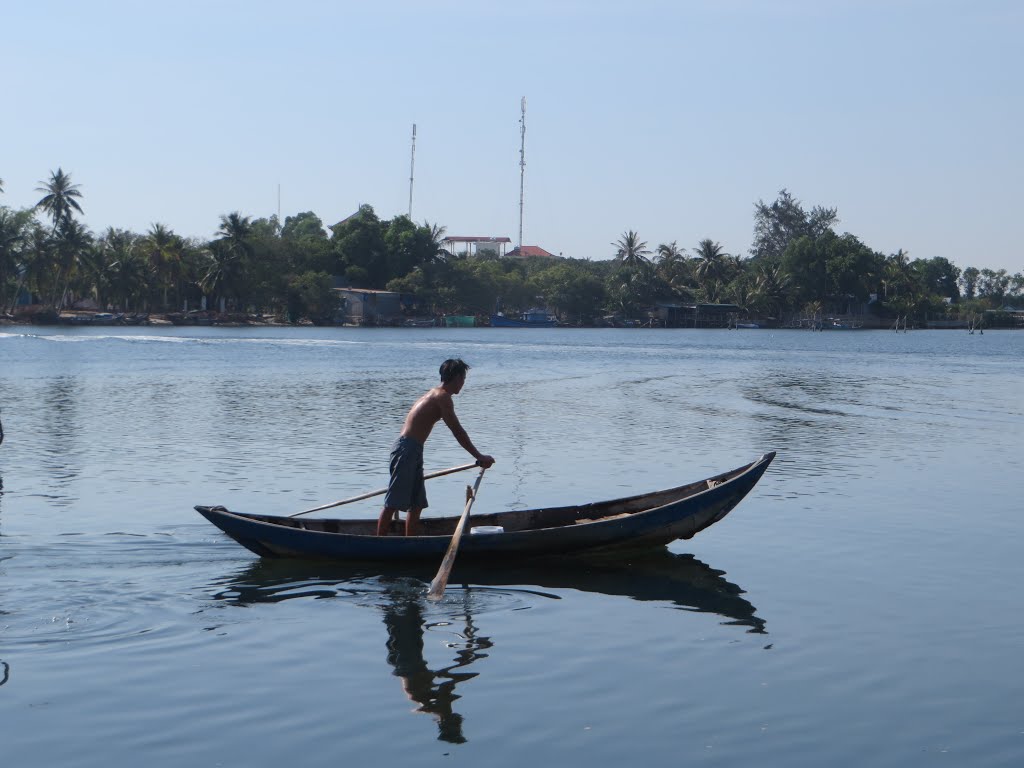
[1,327,1022,766]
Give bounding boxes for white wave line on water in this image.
[23,333,371,347]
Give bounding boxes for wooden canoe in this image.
[195,452,775,562]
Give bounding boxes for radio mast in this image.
[518,97,526,251]
[408,124,417,219]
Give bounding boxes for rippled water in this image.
[1,327,1022,766]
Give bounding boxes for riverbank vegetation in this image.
[2,171,1021,325]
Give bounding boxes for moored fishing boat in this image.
[489,307,557,328]
[196,453,775,562]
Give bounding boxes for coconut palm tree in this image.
[142,223,185,310]
[0,208,33,312]
[201,242,245,313]
[752,263,791,320]
[50,219,93,308]
[205,213,255,312]
[216,212,254,261]
[423,221,448,259]
[883,249,912,300]
[653,241,693,300]
[100,231,150,311]
[656,241,685,264]
[693,239,729,286]
[612,230,651,270]
[35,168,84,232]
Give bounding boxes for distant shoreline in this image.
[2,312,1018,331]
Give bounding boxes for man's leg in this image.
[405,507,423,537]
[377,506,400,536]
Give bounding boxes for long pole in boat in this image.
[408,123,417,219]
[518,97,526,251]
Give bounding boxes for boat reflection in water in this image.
[212,551,766,743]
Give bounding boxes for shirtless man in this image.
[376,359,495,537]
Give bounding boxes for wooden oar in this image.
[289,461,479,518]
[427,467,487,601]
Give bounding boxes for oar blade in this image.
[426,468,486,601]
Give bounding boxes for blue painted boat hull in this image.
[489,314,557,328]
[196,453,775,562]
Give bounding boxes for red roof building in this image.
[506,245,559,259]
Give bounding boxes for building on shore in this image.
[440,236,512,258]
[653,303,745,329]
[505,245,559,259]
[332,288,416,326]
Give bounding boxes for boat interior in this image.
[214,458,754,538]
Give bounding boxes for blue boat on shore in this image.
[195,453,775,563]
[490,308,558,328]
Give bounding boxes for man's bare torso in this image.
[399,386,454,445]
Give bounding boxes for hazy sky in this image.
[3,0,1021,272]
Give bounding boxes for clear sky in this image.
[3,0,1021,272]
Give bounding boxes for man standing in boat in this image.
[377,359,495,536]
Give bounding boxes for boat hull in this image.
[196,453,775,562]
[489,314,557,328]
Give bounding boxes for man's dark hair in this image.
[439,358,470,383]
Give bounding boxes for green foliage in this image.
[6,171,1020,325]
[530,262,608,323]
[752,189,838,262]
[286,271,337,323]
[913,256,961,299]
[331,204,388,288]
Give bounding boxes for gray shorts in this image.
[383,436,428,511]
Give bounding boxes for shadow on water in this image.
[210,550,766,743]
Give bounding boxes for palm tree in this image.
[424,221,447,259]
[883,249,912,300]
[612,230,651,269]
[201,242,244,313]
[0,208,33,311]
[35,168,84,232]
[101,232,150,311]
[752,263,791,320]
[216,212,254,261]
[653,241,693,300]
[693,239,729,286]
[206,213,254,312]
[50,219,93,308]
[656,241,685,263]
[142,223,185,310]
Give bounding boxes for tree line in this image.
[1,172,1021,325]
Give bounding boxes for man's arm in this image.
[439,395,495,467]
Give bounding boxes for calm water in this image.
[1,326,1022,767]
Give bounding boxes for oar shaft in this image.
[289,461,478,518]
[427,467,487,601]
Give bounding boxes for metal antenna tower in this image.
[408,123,417,219]
[518,97,526,250]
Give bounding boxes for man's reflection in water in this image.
[381,585,492,744]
